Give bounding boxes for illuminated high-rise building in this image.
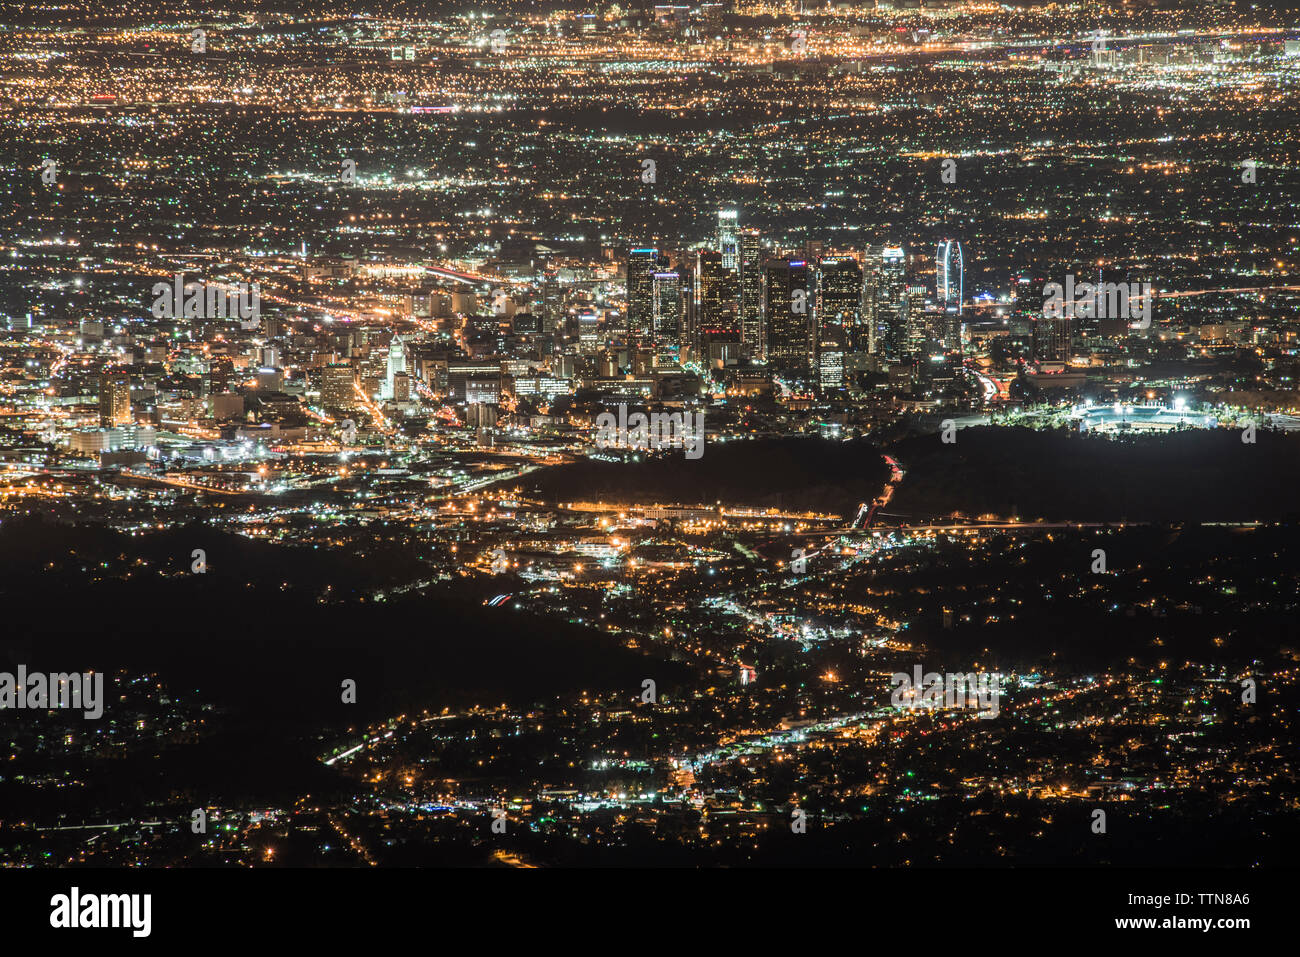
[627,247,659,341]
[937,239,964,351]
[383,335,407,400]
[905,285,929,355]
[321,363,357,412]
[578,309,600,353]
[98,371,131,427]
[717,209,739,271]
[764,259,812,376]
[696,250,736,337]
[937,240,963,315]
[817,255,862,332]
[362,341,388,398]
[816,255,862,392]
[651,271,683,346]
[865,245,908,359]
[738,228,763,357]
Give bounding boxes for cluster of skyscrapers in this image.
[627,211,965,392]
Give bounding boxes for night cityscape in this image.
[0,0,1294,936]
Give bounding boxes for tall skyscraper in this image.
[692,250,737,367]
[676,260,696,345]
[578,308,600,353]
[816,255,863,392]
[717,210,739,271]
[627,247,660,342]
[738,228,763,358]
[861,246,880,355]
[937,239,964,351]
[936,240,963,314]
[98,371,131,427]
[817,256,863,332]
[905,285,929,356]
[651,271,683,346]
[362,342,388,399]
[696,250,736,331]
[764,259,812,376]
[865,245,908,359]
[384,336,407,400]
[321,363,357,412]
